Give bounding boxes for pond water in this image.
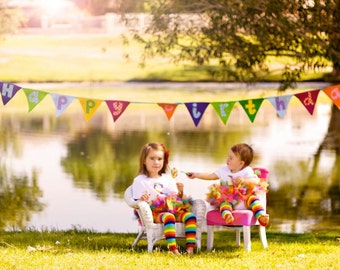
[1,82,339,234]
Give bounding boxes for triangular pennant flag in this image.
[184,102,209,127]
[295,89,320,115]
[105,100,130,122]
[211,101,235,125]
[323,84,340,109]
[158,103,179,120]
[50,93,76,117]
[239,98,264,123]
[78,97,102,121]
[1,82,21,105]
[267,95,292,119]
[22,88,48,112]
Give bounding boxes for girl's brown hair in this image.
[231,143,254,167]
[138,142,170,177]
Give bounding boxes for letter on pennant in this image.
[267,95,292,119]
[323,85,340,109]
[295,89,320,115]
[1,82,21,105]
[158,103,178,120]
[239,98,264,123]
[50,93,76,117]
[184,102,209,127]
[211,101,235,125]
[106,100,130,122]
[22,88,48,112]
[78,98,102,121]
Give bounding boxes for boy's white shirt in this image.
[132,173,178,202]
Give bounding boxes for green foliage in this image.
[127,0,340,89]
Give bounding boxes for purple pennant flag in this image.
[1,82,22,105]
[184,102,210,127]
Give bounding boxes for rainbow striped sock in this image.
[247,195,265,219]
[181,212,197,249]
[161,212,177,250]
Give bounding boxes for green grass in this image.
[0,229,339,269]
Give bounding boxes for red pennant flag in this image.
[295,89,320,115]
[158,103,178,120]
[106,100,130,122]
[323,84,340,109]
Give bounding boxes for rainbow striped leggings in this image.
[220,194,265,221]
[155,211,197,251]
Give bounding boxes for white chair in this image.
[124,185,206,252]
[206,168,269,251]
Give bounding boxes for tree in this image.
[0,0,23,36]
[123,0,340,152]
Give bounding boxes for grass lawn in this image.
[0,230,339,269]
[0,34,330,84]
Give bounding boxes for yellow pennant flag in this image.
[78,97,102,121]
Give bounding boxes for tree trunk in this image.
[316,104,340,155]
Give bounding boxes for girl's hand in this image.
[186,172,194,178]
[140,193,150,201]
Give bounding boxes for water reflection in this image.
[0,88,339,233]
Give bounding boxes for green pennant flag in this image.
[239,98,264,123]
[22,88,48,112]
[211,101,236,125]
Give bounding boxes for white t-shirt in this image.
[214,165,256,185]
[132,173,178,202]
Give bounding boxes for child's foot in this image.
[224,213,234,224]
[186,247,194,255]
[258,214,269,226]
[171,249,181,256]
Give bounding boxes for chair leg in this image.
[206,225,214,251]
[259,226,268,248]
[235,228,241,246]
[196,227,202,250]
[242,226,251,251]
[132,228,144,249]
[146,229,155,253]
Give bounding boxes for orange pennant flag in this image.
[158,103,179,120]
[323,84,340,109]
[78,98,102,121]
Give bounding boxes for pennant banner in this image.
[106,100,130,122]
[1,82,21,105]
[267,95,292,119]
[22,88,48,112]
[158,103,179,120]
[239,98,264,123]
[0,82,339,127]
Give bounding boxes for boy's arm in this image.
[234,176,260,186]
[187,172,219,180]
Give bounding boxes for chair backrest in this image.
[124,185,138,208]
[252,167,269,209]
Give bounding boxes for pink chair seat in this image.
[206,209,258,226]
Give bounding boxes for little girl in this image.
[187,143,269,226]
[132,142,197,255]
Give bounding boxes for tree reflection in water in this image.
[0,128,44,230]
